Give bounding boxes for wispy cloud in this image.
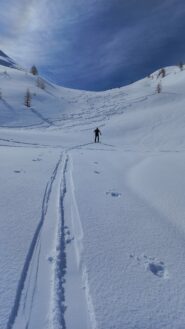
[0,0,185,90]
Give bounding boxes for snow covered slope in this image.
[1,61,185,329]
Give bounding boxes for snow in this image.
[0,61,185,329]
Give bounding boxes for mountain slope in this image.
[0,61,185,329]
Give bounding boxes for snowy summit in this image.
[0,52,185,329]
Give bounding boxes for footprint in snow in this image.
[32,158,42,162]
[147,261,168,279]
[66,236,75,244]
[106,191,122,198]
[47,256,54,263]
[14,170,21,173]
[130,254,169,279]
[64,227,74,244]
[94,170,100,174]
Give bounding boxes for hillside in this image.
[0,61,185,329]
[0,63,184,150]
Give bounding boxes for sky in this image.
[0,0,185,91]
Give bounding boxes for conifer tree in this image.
[158,68,166,78]
[178,62,184,71]
[156,82,162,94]
[24,89,31,107]
[30,65,38,76]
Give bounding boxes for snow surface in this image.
[0,63,185,329]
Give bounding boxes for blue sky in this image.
[0,0,185,90]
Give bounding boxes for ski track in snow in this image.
[52,150,93,329]
[6,153,63,329]
[0,137,49,148]
[6,146,92,329]
[3,138,172,329]
[30,108,55,127]
[1,99,15,113]
[22,240,42,328]
[52,153,68,329]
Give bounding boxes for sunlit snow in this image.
[0,62,185,329]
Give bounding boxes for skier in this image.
[94,127,101,143]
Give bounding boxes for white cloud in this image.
[0,0,63,66]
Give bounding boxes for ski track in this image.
[23,240,42,328]
[0,122,45,129]
[30,108,55,127]
[1,99,15,113]
[0,90,157,131]
[0,137,49,147]
[23,241,41,310]
[52,153,68,329]
[6,153,63,329]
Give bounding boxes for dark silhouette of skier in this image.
[94,127,101,143]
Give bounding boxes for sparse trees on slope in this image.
[24,89,31,107]
[30,65,38,76]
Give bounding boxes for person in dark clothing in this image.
[94,127,101,143]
